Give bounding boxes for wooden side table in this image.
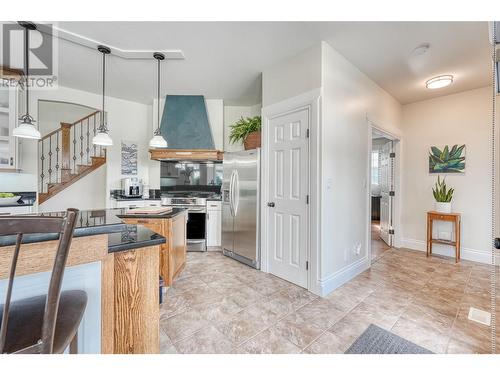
[426,211,461,262]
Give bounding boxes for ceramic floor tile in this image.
[160,309,209,342]
[239,328,301,354]
[174,325,235,354]
[303,331,346,354]
[273,312,325,349]
[294,298,345,329]
[216,309,268,345]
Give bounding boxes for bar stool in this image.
[0,208,88,354]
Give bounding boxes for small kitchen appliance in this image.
[121,177,143,197]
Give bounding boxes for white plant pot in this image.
[435,201,452,213]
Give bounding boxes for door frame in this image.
[367,120,402,262]
[261,89,321,293]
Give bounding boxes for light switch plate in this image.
[468,307,491,326]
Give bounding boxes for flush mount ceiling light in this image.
[92,45,113,147]
[426,75,454,90]
[13,21,41,140]
[149,52,168,148]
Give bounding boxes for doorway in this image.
[369,126,399,262]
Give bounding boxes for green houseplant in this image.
[432,176,454,213]
[229,116,261,150]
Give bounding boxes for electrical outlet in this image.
[355,243,362,255]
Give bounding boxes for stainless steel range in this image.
[161,192,217,252]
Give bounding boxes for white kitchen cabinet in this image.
[206,201,222,247]
[0,86,18,169]
[114,200,146,209]
[0,205,33,215]
[113,199,161,209]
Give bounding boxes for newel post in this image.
[60,122,72,181]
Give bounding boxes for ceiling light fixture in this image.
[92,45,113,147]
[149,52,168,148]
[426,75,454,90]
[13,21,41,140]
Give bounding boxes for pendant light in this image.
[13,21,41,139]
[149,52,168,148]
[92,45,113,146]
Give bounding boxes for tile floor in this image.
[371,220,391,261]
[159,249,499,354]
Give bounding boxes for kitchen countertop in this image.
[116,207,187,219]
[0,208,187,251]
[0,191,36,207]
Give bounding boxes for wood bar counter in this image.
[0,208,187,354]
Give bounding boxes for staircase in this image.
[38,111,107,204]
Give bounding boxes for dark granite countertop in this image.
[0,208,185,252]
[107,224,165,252]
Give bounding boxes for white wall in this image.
[38,165,107,212]
[261,41,402,296]
[262,44,322,108]
[38,101,97,135]
[401,87,491,263]
[223,104,261,152]
[1,85,152,210]
[319,41,402,294]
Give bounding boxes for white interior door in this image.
[266,108,309,288]
[379,141,393,246]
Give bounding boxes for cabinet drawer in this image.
[206,201,221,210]
[122,218,163,234]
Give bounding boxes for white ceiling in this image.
[18,22,494,105]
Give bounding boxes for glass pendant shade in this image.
[13,22,40,140]
[93,45,113,147]
[92,131,113,146]
[13,118,41,139]
[149,134,168,148]
[149,52,168,148]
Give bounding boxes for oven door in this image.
[185,207,207,252]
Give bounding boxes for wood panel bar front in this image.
[112,245,159,354]
[0,234,160,354]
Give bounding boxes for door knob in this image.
[495,238,500,249]
[267,202,275,207]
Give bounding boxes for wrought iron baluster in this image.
[80,122,84,165]
[72,125,77,173]
[93,114,96,157]
[40,140,45,192]
[48,135,53,184]
[55,131,60,183]
[86,118,90,164]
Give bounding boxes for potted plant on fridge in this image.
[229,116,261,150]
[432,176,454,213]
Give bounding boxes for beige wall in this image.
[401,86,491,263]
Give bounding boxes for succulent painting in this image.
[429,144,465,173]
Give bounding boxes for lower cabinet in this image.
[206,209,221,247]
[122,212,187,286]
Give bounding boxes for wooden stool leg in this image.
[69,332,78,354]
[426,216,431,257]
[456,217,461,263]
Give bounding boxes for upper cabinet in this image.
[0,85,18,170]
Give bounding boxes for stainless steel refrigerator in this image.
[222,149,260,269]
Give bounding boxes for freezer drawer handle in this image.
[267,202,275,208]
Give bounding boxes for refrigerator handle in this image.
[233,170,240,216]
[229,170,235,217]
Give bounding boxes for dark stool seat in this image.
[0,290,87,354]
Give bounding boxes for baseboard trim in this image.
[401,238,495,265]
[314,256,370,297]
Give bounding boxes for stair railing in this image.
[38,110,105,193]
